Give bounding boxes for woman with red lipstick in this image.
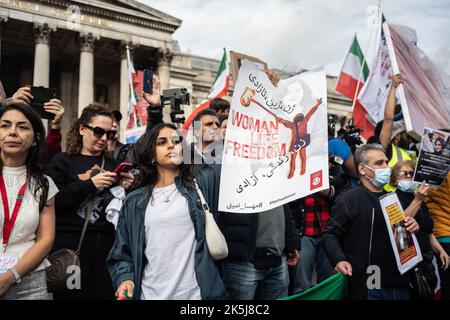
[47,103,134,300]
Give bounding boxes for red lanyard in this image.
[1,175,27,250]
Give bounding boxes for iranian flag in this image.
[336,35,374,139]
[182,48,229,130]
[124,46,146,143]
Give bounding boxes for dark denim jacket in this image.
[106,174,227,300]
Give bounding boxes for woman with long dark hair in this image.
[0,103,58,300]
[107,123,226,300]
[47,103,134,300]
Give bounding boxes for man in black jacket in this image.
[218,204,301,300]
[323,143,420,300]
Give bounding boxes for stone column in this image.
[77,33,97,116]
[59,71,73,151]
[33,23,53,87]
[119,42,136,143]
[157,48,173,123]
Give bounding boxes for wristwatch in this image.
[8,268,22,284]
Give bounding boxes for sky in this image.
[140,0,450,77]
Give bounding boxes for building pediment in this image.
[16,0,182,33]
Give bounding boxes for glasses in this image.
[156,136,183,146]
[398,170,414,178]
[83,124,117,140]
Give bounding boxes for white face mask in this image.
[397,180,419,193]
[364,165,391,188]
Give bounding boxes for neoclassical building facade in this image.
[0,0,351,145]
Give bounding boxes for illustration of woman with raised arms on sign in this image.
[240,86,322,179]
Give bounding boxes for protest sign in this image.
[413,128,450,186]
[230,51,268,85]
[379,193,423,274]
[383,23,450,141]
[219,60,329,213]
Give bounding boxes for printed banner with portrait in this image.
[413,128,450,186]
[380,193,422,275]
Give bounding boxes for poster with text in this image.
[413,128,450,186]
[218,60,329,213]
[380,193,422,275]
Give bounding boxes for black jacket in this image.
[197,165,301,262]
[323,186,384,299]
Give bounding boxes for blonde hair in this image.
[389,160,416,187]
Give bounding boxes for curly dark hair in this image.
[135,123,194,193]
[0,103,48,211]
[66,103,113,155]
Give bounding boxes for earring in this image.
[151,159,156,165]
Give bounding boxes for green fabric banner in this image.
[280,273,347,300]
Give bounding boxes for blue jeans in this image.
[293,235,334,293]
[221,256,289,300]
[367,288,410,300]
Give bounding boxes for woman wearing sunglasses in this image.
[47,103,134,300]
[388,160,449,297]
[107,123,226,300]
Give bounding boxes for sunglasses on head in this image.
[398,170,414,178]
[83,123,117,140]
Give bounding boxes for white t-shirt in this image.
[0,166,59,271]
[140,183,201,300]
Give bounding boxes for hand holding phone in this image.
[30,86,58,119]
[143,69,153,94]
[114,162,134,175]
[113,162,135,185]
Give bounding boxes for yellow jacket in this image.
[425,171,450,238]
[388,144,412,168]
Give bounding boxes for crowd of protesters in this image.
[0,70,448,301]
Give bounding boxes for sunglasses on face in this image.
[398,170,414,178]
[156,136,183,146]
[83,123,117,140]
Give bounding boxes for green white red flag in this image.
[336,34,374,139]
[182,48,229,130]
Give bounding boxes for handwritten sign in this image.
[219,61,329,213]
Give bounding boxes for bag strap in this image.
[193,179,211,215]
[368,208,375,266]
[75,207,92,254]
[75,156,105,254]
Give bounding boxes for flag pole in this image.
[351,1,382,111]
[126,44,138,130]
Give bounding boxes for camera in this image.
[160,88,190,124]
[329,155,352,194]
[338,125,364,153]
